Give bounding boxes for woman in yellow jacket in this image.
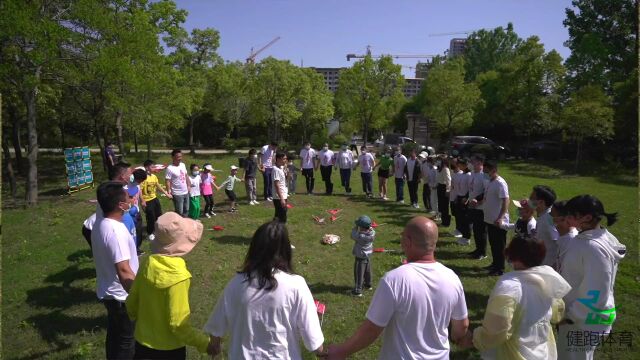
[462,234,572,359]
[126,212,215,359]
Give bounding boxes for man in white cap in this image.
[126,212,218,357]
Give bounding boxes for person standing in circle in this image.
[165,149,191,218]
[299,142,317,195]
[258,142,278,201]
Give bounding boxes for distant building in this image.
[311,67,345,93]
[449,38,466,58]
[403,78,424,99]
[406,112,438,148]
[415,62,430,79]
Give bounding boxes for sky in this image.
[174,0,575,77]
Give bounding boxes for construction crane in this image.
[246,36,281,64]
[428,29,483,37]
[346,45,437,61]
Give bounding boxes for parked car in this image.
[445,136,509,159]
[518,141,563,159]
[375,133,426,153]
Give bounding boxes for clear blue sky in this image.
[174,0,574,77]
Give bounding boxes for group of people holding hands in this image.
[84,142,625,360]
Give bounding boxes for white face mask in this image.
[341,146,347,151]
[192,171,200,176]
[305,145,311,150]
[252,154,258,159]
[323,146,328,151]
[129,174,135,183]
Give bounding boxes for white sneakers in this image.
[205,213,211,218]
[452,229,463,238]
[251,200,260,205]
[412,203,420,209]
[266,197,273,202]
[457,238,471,246]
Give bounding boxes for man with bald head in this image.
[326,216,470,359]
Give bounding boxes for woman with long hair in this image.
[204,221,325,358]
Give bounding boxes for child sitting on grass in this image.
[351,215,376,297]
[217,165,243,213]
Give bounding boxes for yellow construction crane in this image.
[246,36,281,64]
[346,45,437,61]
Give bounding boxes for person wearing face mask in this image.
[299,142,317,195]
[482,160,510,276]
[404,149,421,208]
[187,164,202,220]
[436,156,452,226]
[530,185,560,268]
[551,201,578,273]
[556,195,625,360]
[140,160,172,243]
[467,155,489,261]
[319,143,335,195]
[462,234,572,359]
[356,145,375,198]
[373,146,393,200]
[243,149,259,205]
[393,146,407,203]
[92,181,140,359]
[335,144,354,194]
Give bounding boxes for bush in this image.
[235,137,251,148]
[330,133,348,148]
[222,138,236,154]
[401,142,420,156]
[310,133,330,150]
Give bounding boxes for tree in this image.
[248,57,304,142]
[292,68,334,144]
[563,0,638,160]
[0,0,72,205]
[205,61,252,139]
[421,58,482,140]
[464,23,522,81]
[561,85,614,170]
[334,55,405,145]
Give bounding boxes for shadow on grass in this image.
[67,249,93,263]
[211,235,251,246]
[308,282,353,295]
[44,265,95,286]
[26,285,96,309]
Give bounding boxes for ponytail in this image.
[604,212,618,227]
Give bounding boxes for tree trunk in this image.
[189,116,195,155]
[8,102,23,172]
[146,135,151,159]
[574,140,582,173]
[24,69,40,206]
[115,110,125,156]
[2,133,18,201]
[93,117,106,172]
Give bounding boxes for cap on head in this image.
[230,165,238,170]
[355,215,372,228]
[151,212,203,256]
[204,164,213,171]
[513,199,534,209]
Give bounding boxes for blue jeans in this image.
[340,168,352,193]
[263,167,273,199]
[172,194,189,217]
[395,178,405,201]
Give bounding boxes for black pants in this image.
[144,198,162,237]
[454,198,472,239]
[360,172,373,195]
[82,225,92,250]
[350,144,359,156]
[320,165,333,194]
[394,178,405,201]
[407,180,419,205]
[302,168,315,194]
[339,168,352,193]
[273,198,288,223]
[262,168,273,199]
[422,184,431,210]
[437,184,451,226]
[103,299,135,360]
[487,223,507,271]
[134,342,186,360]
[203,194,214,214]
[354,256,372,293]
[470,209,488,256]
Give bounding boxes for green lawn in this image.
[2,153,638,359]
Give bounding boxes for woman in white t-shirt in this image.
[204,221,324,359]
[469,234,571,359]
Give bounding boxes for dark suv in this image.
[445,136,509,159]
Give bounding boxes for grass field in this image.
[2,152,639,359]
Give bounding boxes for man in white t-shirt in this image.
[165,149,191,217]
[482,160,510,276]
[357,146,375,198]
[468,155,489,260]
[299,142,317,195]
[327,216,469,359]
[393,147,407,203]
[319,143,335,195]
[404,149,421,208]
[272,152,289,223]
[258,142,278,201]
[92,181,140,359]
[335,144,354,194]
